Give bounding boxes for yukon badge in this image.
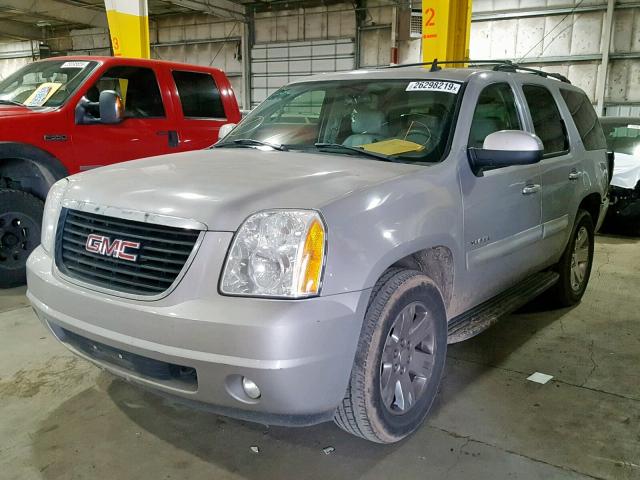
[85,234,141,262]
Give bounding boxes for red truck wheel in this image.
[0,189,43,288]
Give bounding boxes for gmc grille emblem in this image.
[85,234,141,262]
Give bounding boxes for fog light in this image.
[242,377,261,399]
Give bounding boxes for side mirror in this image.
[468,130,543,174]
[218,123,236,140]
[99,90,124,124]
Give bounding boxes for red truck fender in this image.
[0,142,68,200]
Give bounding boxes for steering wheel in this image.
[402,115,433,148]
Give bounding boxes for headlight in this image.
[41,178,68,254]
[221,210,326,298]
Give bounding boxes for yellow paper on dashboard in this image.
[360,139,425,156]
[23,82,63,107]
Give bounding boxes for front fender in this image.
[319,164,463,298]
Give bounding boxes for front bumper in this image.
[27,236,370,426]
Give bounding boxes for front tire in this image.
[334,269,447,443]
[0,189,43,288]
[551,209,595,307]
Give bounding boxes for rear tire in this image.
[334,269,447,443]
[0,189,44,288]
[551,209,595,307]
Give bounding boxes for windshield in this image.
[0,60,97,108]
[601,119,640,156]
[220,79,462,163]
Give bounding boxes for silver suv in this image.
[27,64,609,443]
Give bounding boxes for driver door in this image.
[460,82,544,304]
[71,64,178,170]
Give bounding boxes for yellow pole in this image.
[104,0,150,58]
[421,0,472,66]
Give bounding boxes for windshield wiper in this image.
[0,99,27,107]
[215,138,288,151]
[314,143,395,162]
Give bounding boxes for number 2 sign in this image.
[423,6,437,40]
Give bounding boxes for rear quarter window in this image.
[522,85,569,156]
[172,70,226,119]
[560,89,607,151]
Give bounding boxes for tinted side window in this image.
[468,83,521,148]
[172,71,226,118]
[560,89,607,151]
[522,85,569,155]
[89,66,165,118]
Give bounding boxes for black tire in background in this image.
[0,189,44,288]
[334,269,447,443]
[551,209,595,307]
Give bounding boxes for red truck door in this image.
[167,68,239,150]
[71,64,179,170]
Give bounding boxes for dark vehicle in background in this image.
[601,117,640,232]
[0,56,241,288]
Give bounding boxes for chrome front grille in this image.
[56,208,201,296]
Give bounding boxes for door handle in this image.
[157,130,179,148]
[522,184,541,195]
[568,170,581,180]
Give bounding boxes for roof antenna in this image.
[430,58,441,72]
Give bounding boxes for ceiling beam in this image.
[0,19,43,40]
[163,0,247,21]
[0,0,108,29]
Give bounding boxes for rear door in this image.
[72,64,179,170]
[521,84,580,259]
[461,81,544,303]
[169,69,231,150]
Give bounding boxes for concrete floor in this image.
[1,234,639,480]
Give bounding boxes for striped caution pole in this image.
[104,0,150,59]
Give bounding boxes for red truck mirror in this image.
[99,90,123,125]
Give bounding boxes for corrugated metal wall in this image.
[468,0,640,113]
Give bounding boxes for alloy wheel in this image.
[570,226,590,291]
[380,301,436,415]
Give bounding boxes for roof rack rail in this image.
[385,58,571,84]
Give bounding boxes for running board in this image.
[447,271,560,344]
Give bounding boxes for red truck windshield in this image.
[0,60,98,108]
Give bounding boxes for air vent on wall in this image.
[410,10,422,38]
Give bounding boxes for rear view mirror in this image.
[99,90,123,124]
[468,130,543,174]
[218,123,236,140]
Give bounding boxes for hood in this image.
[65,148,421,231]
[0,105,51,119]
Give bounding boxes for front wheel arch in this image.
[0,142,69,200]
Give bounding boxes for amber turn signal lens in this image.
[298,219,325,295]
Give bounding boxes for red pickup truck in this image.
[0,56,241,287]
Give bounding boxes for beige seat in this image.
[343,108,387,146]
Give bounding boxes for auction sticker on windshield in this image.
[61,61,90,69]
[406,81,460,94]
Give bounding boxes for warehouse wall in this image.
[254,3,356,42]
[469,0,640,113]
[0,41,34,80]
